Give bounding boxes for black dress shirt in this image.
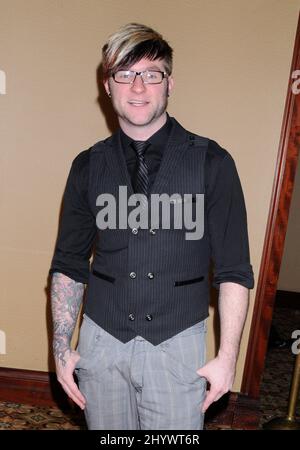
[120,114,173,192]
[49,116,254,290]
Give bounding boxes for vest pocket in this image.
[174,275,204,287]
[92,270,115,284]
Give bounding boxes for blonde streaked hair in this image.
[102,23,173,80]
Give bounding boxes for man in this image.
[49,23,254,430]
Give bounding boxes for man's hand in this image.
[196,354,235,413]
[197,282,249,413]
[55,348,86,410]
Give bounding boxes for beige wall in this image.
[0,0,299,391]
[278,161,300,292]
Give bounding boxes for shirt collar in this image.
[120,113,173,150]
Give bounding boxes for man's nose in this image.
[131,74,146,92]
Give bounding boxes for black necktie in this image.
[131,140,149,196]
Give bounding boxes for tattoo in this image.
[51,272,84,367]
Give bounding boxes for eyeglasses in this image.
[112,70,168,84]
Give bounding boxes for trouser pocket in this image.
[158,320,207,384]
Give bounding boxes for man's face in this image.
[104,57,174,134]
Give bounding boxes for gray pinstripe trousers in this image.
[75,314,207,430]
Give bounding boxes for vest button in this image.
[149,228,156,235]
[147,272,154,279]
[132,228,138,235]
[130,272,136,279]
[128,313,135,321]
[145,314,153,321]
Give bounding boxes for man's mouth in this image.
[128,101,149,106]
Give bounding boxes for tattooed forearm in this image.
[51,272,84,366]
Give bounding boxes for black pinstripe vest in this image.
[84,118,211,345]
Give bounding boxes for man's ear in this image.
[103,79,111,97]
[167,75,174,97]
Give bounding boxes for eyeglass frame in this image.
[112,70,168,85]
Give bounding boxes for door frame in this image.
[241,13,300,398]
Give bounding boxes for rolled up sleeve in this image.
[207,150,254,290]
[49,150,97,284]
